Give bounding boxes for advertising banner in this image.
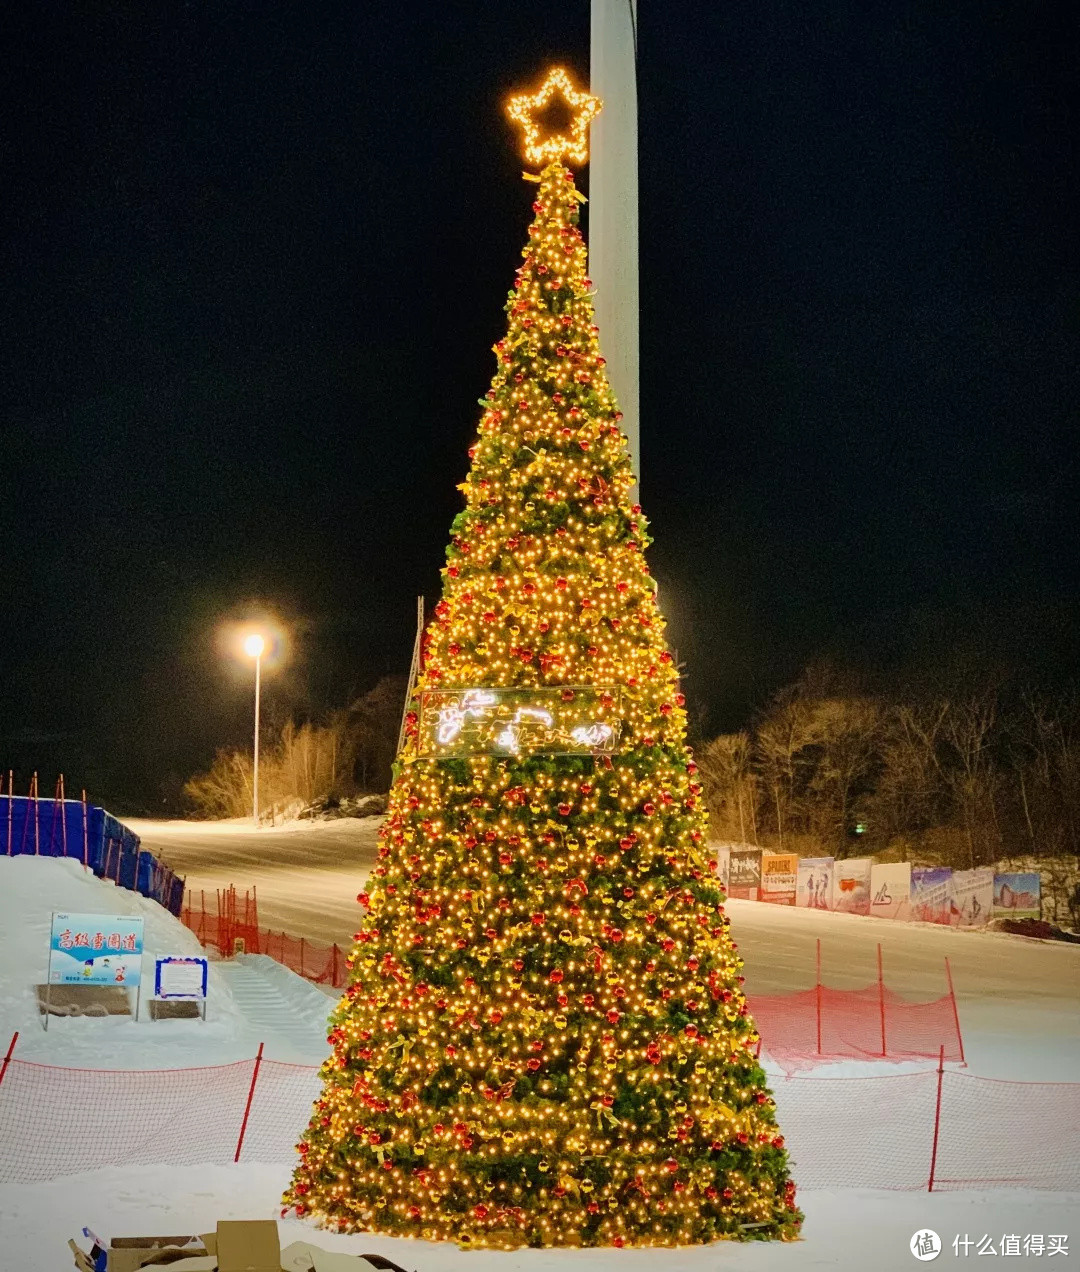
[869,862,912,921]
[49,913,144,986]
[760,852,798,905]
[950,867,994,927]
[797,857,834,910]
[993,872,1041,921]
[832,858,872,915]
[911,867,953,925]
[727,846,762,901]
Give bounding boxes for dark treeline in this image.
[183,674,407,819]
[696,663,1079,870]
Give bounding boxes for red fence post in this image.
[877,942,887,1057]
[815,937,823,1056]
[944,957,966,1064]
[81,789,89,869]
[927,1044,945,1192]
[331,943,340,988]
[0,1031,18,1088]
[234,1042,264,1163]
[299,937,305,979]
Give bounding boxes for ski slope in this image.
[131,818,1080,1081]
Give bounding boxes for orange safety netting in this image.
[180,891,967,1060]
[0,1054,1075,1191]
[749,985,964,1073]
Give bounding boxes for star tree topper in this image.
[506,67,602,167]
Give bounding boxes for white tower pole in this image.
[590,0,640,492]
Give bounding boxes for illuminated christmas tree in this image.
[284,67,801,1248]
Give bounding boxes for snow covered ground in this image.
[1,1163,1076,1272]
[131,817,1080,1081]
[1,825,1077,1271]
[0,855,334,1067]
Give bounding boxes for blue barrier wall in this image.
[0,796,184,916]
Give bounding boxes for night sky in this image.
[1,2,1075,813]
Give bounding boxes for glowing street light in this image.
[243,633,266,826]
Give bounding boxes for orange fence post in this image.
[49,776,62,856]
[299,937,305,979]
[944,957,965,1064]
[0,1031,18,1089]
[234,1043,264,1163]
[59,774,67,857]
[815,938,823,1056]
[877,943,887,1057]
[927,1044,945,1191]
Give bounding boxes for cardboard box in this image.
[215,1222,282,1272]
[73,1223,415,1272]
[70,1235,206,1272]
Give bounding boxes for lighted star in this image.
[507,67,602,168]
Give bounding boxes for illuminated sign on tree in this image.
[417,686,622,757]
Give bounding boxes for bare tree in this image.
[868,700,950,843]
[754,688,822,847]
[940,691,1001,867]
[804,696,882,850]
[697,732,758,844]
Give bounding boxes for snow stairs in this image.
[214,956,331,1060]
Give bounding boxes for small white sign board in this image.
[154,956,208,1020]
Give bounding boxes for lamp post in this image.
[243,633,265,826]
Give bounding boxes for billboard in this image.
[911,867,953,925]
[869,862,912,921]
[993,872,1041,921]
[950,867,994,927]
[760,852,798,905]
[49,913,144,987]
[727,847,762,901]
[797,857,834,910]
[832,858,872,916]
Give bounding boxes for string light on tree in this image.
[283,65,801,1249]
[506,67,602,167]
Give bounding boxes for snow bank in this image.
[0,857,329,1068]
[0,1162,1075,1272]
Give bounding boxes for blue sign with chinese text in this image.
[49,913,144,987]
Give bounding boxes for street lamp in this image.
[243,633,266,826]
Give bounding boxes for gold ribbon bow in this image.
[590,1101,621,1129]
[386,1034,413,1066]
